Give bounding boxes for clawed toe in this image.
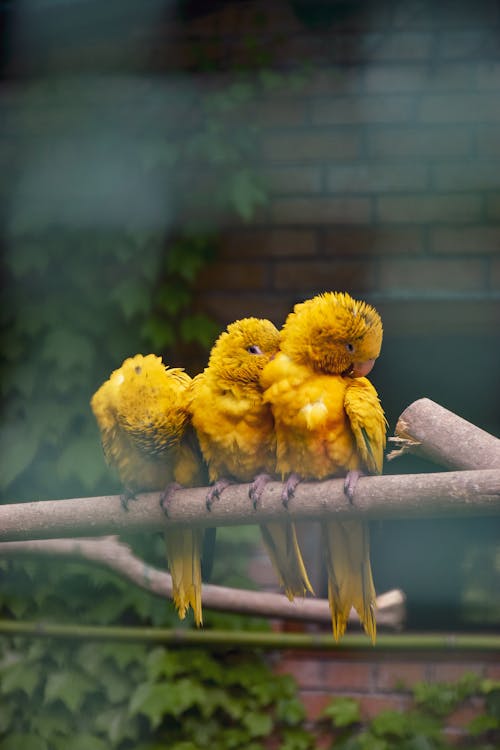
[249,473,272,509]
[343,470,363,503]
[120,488,138,512]
[160,482,182,517]
[206,477,233,511]
[281,472,302,508]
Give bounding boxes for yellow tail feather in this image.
[322,520,376,643]
[260,521,315,601]
[164,528,204,627]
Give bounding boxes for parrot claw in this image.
[281,472,302,508]
[120,488,138,512]
[159,482,182,517]
[206,477,233,511]
[249,473,273,509]
[343,470,363,503]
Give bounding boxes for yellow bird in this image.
[190,318,314,600]
[91,353,208,626]
[261,292,386,642]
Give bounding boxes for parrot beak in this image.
[351,358,376,378]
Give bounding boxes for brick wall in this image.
[274,649,499,743]
[2,0,499,734]
[187,0,500,340]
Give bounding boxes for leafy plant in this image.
[321,673,500,750]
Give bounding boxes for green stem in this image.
[0,619,498,651]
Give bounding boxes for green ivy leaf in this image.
[371,710,409,738]
[0,422,40,490]
[468,713,499,735]
[53,733,108,750]
[129,678,206,727]
[229,170,267,221]
[276,696,307,726]
[55,430,104,490]
[41,329,95,371]
[180,314,219,347]
[323,696,361,728]
[44,670,96,713]
[128,682,173,729]
[243,710,273,737]
[0,733,48,750]
[0,660,42,698]
[95,707,140,744]
[110,279,152,321]
[140,317,175,350]
[146,648,182,681]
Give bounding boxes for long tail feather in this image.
[322,520,376,643]
[164,528,204,627]
[260,521,314,601]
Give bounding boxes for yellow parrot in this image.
[90,353,208,626]
[190,318,314,600]
[261,292,386,642]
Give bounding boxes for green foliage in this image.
[0,50,315,750]
[321,675,500,750]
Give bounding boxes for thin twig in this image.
[0,536,405,629]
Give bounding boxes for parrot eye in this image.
[345,343,354,353]
[247,345,262,355]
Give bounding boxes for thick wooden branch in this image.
[0,536,404,629]
[0,470,499,542]
[388,398,500,469]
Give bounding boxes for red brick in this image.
[219,229,319,258]
[379,258,486,293]
[358,694,411,720]
[364,64,474,93]
[477,127,500,155]
[270,197,372,225]
[260,130,361,162]
[419,93,500,123]
[486,194,500,220]
[376,194,482,223]
[440,30,497,60]
[324,227,424,255]
[367,32,433,62]
[322,659,374,691]
[367,127,471,157]
[326,163,428,193]
[308,68,363,95]
[433,162,500,191]
[447,699,485,729]
[484,662,500,679]
[198,292,293,328]
[301,691,334,721]
[196,260,270,292]
[312,96,414,125]
[253,96,308,128]
[375,299,500,335]
[431,226,500,254]
[375,661,428,691]
[257,166,322,195]
[428,663,484,683]
[276,657,323,689]
[273,260,379,293]
[476,62,500,90]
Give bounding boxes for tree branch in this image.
[387,398,500,469]
[0,536,405,629]
[0,470,499,543]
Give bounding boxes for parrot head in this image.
[280,292,383,377]
[207,317,280,385]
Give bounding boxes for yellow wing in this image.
[344,377,387,475]
[190,318,313,599]
[91,353,206,626]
